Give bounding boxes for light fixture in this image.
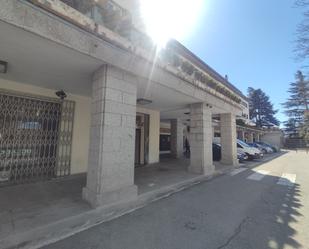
[0,61,8,74]
[55,90,67,100]
[137,98,152,105]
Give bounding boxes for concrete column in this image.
[170,119,183,158]
[248,132,254,143]
[238,130,245,141]
[188,103,214,175]
[83,65,138,207]
[220,113,238,166]
[256,133,261,142]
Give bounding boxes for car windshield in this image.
[238,140,251,148]
[259,142,270,147]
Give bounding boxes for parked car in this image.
[237,139,263,160]
[238,151,249,163]
[255,141,278,152]
[248,142,273,154]
[213,143,249,163]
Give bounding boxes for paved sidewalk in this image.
[44,151,309,249]
[0,157,226,249]
[0,153,283,249]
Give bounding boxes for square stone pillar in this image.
[220,113,238,166]
[238,130,245,141]
[256,133,261,142]
[83,65,138,208]
[188,103,214,176]
[248,132,254,143]
[170,119,183,158]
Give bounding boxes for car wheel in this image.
[246,153,254,161]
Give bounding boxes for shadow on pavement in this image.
[214,164,303,249]
[231,181,303,249]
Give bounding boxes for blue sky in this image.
[180,0,305,124]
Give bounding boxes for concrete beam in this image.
[0,0,244,114]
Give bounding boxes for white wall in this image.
[0,79,91,174]
[261,131,284,149]
[241,99,250,123]
[0,79,161,172]
[137,106,160,164]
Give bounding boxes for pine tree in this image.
[247,87,280,127]
[300,111,309,141]
[283,71,309,121]
[283,118,299,137]
[283,71,309,137]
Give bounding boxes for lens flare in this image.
[139,0,204,47]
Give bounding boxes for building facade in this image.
[0,0,249,207]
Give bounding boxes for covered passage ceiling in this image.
[0,20,238,118]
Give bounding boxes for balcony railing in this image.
[156,47,243,104]
[58,0,155,51]
[60,0,131,37]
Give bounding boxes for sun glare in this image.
[139,0,204,47]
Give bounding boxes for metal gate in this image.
[284,138,309,150]
[0,91,75,185]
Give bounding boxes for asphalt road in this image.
[44,151,309,249]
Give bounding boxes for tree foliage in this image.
[283,118,299,137]
[283,71,309,119]
[284,1,309,138]
[247,87,280,127]
[283,70,309,137]
[300,111,309,140]
[295,0,309,61]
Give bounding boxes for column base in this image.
[82,185,138,208]
[171,152,183,159]
[220,159,239,167]
[188,164,215,176]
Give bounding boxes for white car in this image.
[237,139,263,160]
